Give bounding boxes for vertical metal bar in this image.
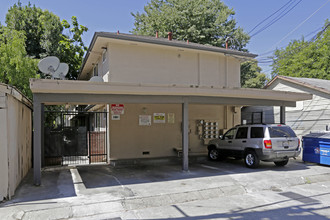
[182,100,189,171]
[61,112,64,165]
[33,96,42,186]
[97,112,98,162]
[88,112,91,164]
[105,111,108,163]
[97,112,99,163]
[98,112,100,162]
[280,106,286,124]
[41,104,45,167]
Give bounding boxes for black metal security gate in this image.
[44,110,108,166]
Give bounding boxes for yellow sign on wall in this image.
[153,113,165,123]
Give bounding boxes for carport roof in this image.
[30,79,312,107]
[30,78,313,185]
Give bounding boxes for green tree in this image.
[132,0,249,50]
[241,61,268,88]
[5,2,88,79]
[59,16,88,80]
[132,0,265,88]
[0,26,38,99]
[272,20,330,79]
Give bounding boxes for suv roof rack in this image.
[239,123,287,126]
[240,123,267,126]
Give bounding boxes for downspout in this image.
[197,53,200,86]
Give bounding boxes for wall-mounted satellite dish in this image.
[38,56,69,80]
[89,76,104,82]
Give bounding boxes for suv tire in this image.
[274,159,289,167]
[208,148,220,161]
[244,150,260,168]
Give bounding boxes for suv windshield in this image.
[269,126,296,138]
[223,128,237,140]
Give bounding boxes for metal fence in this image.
[44,110,107,166]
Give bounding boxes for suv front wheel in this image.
[244,150,260,168]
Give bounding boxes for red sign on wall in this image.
[111,104,124,115]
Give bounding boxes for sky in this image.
[0,0,329,77]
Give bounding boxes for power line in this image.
[250,0,303,37]
[263,0,330,54]
[248,0,294,34]
[309,22,330,41]
[249,0,303,38]
[304,27,323,38]
[254,23,330,74]
[257,25,326,58]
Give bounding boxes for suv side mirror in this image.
[219,135,223,140]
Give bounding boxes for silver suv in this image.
[207,124,301,168]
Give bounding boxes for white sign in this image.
[139,115,151,126]
[111,104,124,115]
[111,115,120,120]
[168,113,175,123]
[153,113,165,123]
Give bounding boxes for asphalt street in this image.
[0,158,329,220]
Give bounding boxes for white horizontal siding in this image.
[243,79,330,137]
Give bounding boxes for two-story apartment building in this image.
[30,32,311,185]
[77,32,253,162]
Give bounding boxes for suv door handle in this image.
[228,141,232,143]
[242,140,247,143]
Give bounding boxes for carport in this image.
[30,78,312,185]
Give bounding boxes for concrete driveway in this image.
[1,158,330,219]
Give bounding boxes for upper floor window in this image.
[102,49,107,63]
[93,64,98,76]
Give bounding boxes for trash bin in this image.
[302,133,330,165]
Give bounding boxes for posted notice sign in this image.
[111,104,124,115]
[139,115,151,126]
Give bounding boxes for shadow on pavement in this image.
[166,191,330,220]
[1,158,311,206]
[1,169,76,206]
[77,158,309,189]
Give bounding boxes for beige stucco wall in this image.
[109,103,240,160]
[107,43,240,88]
[0,99,9,201]
[0,89,32,201]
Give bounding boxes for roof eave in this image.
[266,75,330,95]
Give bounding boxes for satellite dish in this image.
[38,56,69,80]
[53,63,69,80]
[89,76,104,82]
[38,56,60,75]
